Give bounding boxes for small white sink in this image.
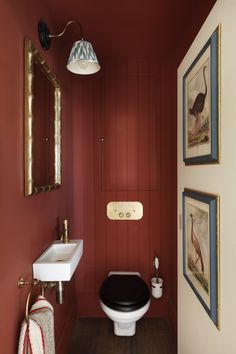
[33,240,83,281]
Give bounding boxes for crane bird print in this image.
[187,205,209,295]
[187,60,210,150]
[190,213,204,275]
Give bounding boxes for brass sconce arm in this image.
[38,20,84,50]
[49,20,84,40]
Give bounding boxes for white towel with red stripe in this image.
[18,295,55,354]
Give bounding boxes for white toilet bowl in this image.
[99,272,150,336]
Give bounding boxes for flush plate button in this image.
[107,202,143,220]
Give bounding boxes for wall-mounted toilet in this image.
[99,272,150,336]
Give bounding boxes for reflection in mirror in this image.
[24,38,61,196]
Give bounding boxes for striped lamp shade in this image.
[67,40,100,75]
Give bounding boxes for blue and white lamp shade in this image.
[67,40,100,75]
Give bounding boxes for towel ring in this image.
[25,280,45,325]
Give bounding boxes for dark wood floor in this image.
[69,318,176,354]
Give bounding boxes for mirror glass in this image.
[24,38,61,196]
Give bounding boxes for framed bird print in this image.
[183,26,220,164]
[182,189,220,328]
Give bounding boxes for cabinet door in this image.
[100,76,159,191]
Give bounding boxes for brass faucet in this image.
[61,219,69,243]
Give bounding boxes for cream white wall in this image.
[178,1,236,353]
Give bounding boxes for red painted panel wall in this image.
[101,76,159,190]
[71,60,170,318]
[159,59,178,335]
[0,1,75,353]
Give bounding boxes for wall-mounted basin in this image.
[33,240,83,281]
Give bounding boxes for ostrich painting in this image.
[189,65,207,119]
[187,63,210,149]
[189,213,204,276]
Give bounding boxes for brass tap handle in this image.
[62,219,69,243]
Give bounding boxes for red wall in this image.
[70,0,217,334]
[71,59,172,318]
[0,1,75,353]
[160,59,178,335]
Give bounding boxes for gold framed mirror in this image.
[24,38,61,196]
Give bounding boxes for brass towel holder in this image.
[18,277,46,325]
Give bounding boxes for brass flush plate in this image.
[107,201,143,220]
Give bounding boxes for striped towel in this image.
[18,295,55,354]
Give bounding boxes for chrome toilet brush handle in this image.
[153,256,159,284]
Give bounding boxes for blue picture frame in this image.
[182,189,219,328]
[183,26,220,164]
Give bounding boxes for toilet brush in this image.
[153,256,159,284]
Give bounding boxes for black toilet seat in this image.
[99,274,150,312]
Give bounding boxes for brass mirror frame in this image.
[24,38,61,196]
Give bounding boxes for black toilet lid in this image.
[99,274,150,312]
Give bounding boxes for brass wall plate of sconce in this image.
[24,38,61,196]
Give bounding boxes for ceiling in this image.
[45,0,216,59]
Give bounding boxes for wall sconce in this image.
[38,20,100,75]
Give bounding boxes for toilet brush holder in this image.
[151,277,163,299]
